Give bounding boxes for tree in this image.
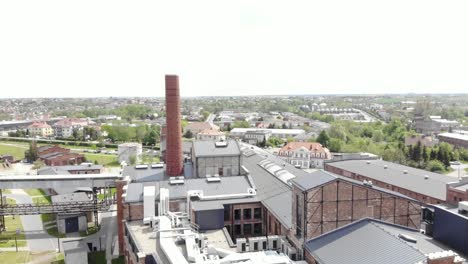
[316,130,330,147]
[232,121,250,129]
[25,141,38,162]
[184,130,194,139]
[328,138,343,152]
[329,124,347,141]
[32,160,45,170]
[426,160,445,172]
[372,130,384,143]
[422,146,430,163]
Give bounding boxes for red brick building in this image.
[37,145,85,166]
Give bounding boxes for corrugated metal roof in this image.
[327,160,455,200]
[305,218,427,264]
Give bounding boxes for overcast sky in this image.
[1,0,467,98]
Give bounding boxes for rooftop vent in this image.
[135,165,148,170]
[151,163,164,169]
[403,170,408,174]
[363,180,373,187]
[215,141,228,148]
[384,165,388,169]
[366,161,371,164]
[169,176,184,185]
[206,177,221,183]
[398,234,417,243]
[459,201,468,215]
[424,175,429,180]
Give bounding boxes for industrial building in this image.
[324,159,457,204]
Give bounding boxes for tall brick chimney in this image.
[165,75,183,176]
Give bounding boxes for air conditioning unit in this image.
[237,238,247,253]
[257,236,267,251]
[248,237,259,251]
[280,238,288,254]
[267,235,281,250]
[286,244,297,260]
[459,201,468,214]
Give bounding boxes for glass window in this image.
[243,208,252,220]
[243,224,252,235]
[254,223,262,235]
[235,224,242,235]
[234,209,241,220]
[254,208,262,219]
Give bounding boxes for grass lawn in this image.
[1,189,11,194]
[0,143,27,160]
[98,188,116,201]
[112,256,125,264]
[0,215,27,248]
[84,153,119,167]
[6,198,16,205]
[24,188,47,197]
[88,251,106,264]
[51,253,65,264]
[41,213,57,223]
[46,227,66,238]
[80,223,99,237]
[0,251,32,263]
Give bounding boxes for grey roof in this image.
[327,160,456,200]
[305,218,427,264]
[124,175,257,205]
[292,170,418,202]
[192,139,241,157]
[242,153,293,229]
[38,165,102,175]
[37,167,70,175]
[122,165,166,182]
[292,170,336,191]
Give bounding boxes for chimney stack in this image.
[165,75,183,176]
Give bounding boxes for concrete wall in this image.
[64,250,88,264]
[196,156,240,177]
[57,215,87,234]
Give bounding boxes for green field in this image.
[0,215,27,247]
[24,188,47,197]
[0,143,27,160]
[0,252,32,263]
[84,153,119,166]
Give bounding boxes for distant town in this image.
[0,83,467,264]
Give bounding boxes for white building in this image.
[230,128,305,140]
[277,142,332,168]
[118,143,143,164]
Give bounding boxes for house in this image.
[438,132,468,149]
[414,116,460,135]
[52,118,96,138]
[243,130,272,145]
[192,139,241,177]
[196,128,226,141]
[27,122,53,137]
[277,142,331,168]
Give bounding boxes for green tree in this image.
[184,130,194,139]
[328,138,343,152]
[372,130,384,143]
[426,160,445,172]
[316,130,330,147]
[25,141,39,162]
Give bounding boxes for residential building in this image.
[184,122,220,135]
[325,159,457,204]
[438,133,468,149]
[230,128,305,140]
[52,118,96,138]
[242,130,272,145]
[196,128,226,141]
[27,122,53,137]
[277,142,331,168]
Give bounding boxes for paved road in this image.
[206,113,216,124]
[447,163,468,178]
[4,189,59,252]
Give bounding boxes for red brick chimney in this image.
[165,75,183,176]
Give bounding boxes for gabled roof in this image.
[326,160,456,201]
[305,218,427,264]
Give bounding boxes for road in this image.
[206,113,216,124]
[4,189,59,252]
[447,163,468,178]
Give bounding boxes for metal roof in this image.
[192,139,241,157]
[327,160,456,200]
[305,218,427,264]
[122,165,166,182]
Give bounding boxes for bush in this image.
[426,160,445,173]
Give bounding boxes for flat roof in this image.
[0,174,121,181]
[122,165,166,182]
[193,139,241,157]
[439,133,468,142]
[230,128,305,134]
[327,160,456,200]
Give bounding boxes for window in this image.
[243,208,252,220]
[243,224,252,235]
[234,209,241,220]
[254,208,262,219]
[224,205,230,221]
[254,223,262,235]
[296,195,302,237]
[235,224,242,235]
[218,167,224,176]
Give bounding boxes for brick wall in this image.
[446,187,467,204]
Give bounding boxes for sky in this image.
[1,0,468,98]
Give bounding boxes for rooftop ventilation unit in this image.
[135,165,148,169]
[403,170,408,174]
[206,177,221,183]
[215,141,228,148]
[366,161,371,164]
[384,165,388,169]
[424,175,429,180]
[236,238,247,253]
[151,163,164,169]
[363,180,373,187]
[169,176,185,185]
[398,234,417,243]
